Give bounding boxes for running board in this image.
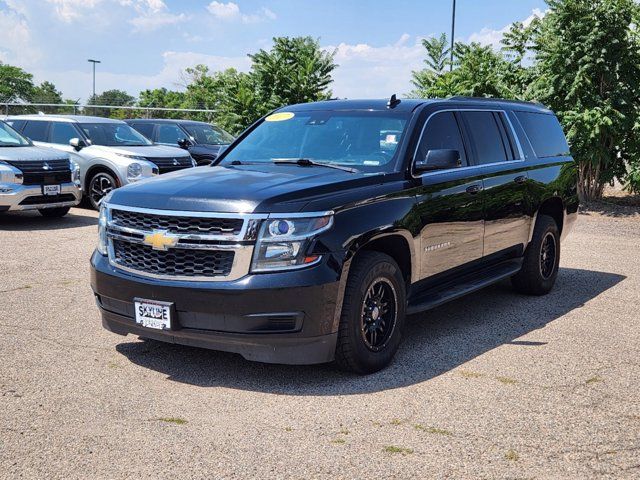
[406,259,523,315]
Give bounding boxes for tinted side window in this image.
[50,122,79,144]
[515,112,570,158]
[6,119,26,132]
[416,112,467,167]
[22,121,49,142]
[131,123,155,140]
[462,111,508,165]
[157,124,184,144]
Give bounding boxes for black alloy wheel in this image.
[360,278,398,352]
[89,172,116,210]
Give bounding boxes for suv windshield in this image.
[0,121,30,147]
[221,110,409,173]
[183,123,234,145]
[79,123,152,147]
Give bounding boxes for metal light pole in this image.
[450,0,456,71]
[88,59,101,112]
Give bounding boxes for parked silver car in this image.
[6,115,196,209]
[0,120,81,217]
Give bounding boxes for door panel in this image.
[481,168,531,256]
[416,173,485,278]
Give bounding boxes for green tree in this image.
[0,63,34,103]
[249,36,337,111]
[531,0,640,200]
[87,89,136,118]
[138,87,186,119]
[30,81,64,113]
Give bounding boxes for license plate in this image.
[42,185,61,196]
[134,299,172,330]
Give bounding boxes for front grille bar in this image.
[105,204,267,281]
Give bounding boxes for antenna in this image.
[387,94,401,109]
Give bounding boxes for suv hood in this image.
[0,145,69,162]
[87,144,188,158]
[106,163,390,213]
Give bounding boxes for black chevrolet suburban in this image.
[90,97,578,374]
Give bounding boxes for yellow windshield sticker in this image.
[265,112,295,122]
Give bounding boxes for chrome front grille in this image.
[111,209,243,236]
[106,204,265,281]
[113,240,235,277]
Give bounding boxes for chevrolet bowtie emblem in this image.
[143,230,179,251]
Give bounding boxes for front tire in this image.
[511,214,560,295]
[38,206,71,218]
[88,171,117,211]
[335,251,406,374]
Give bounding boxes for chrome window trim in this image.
[411,108,527,179]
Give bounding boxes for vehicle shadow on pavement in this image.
[116,267,625,395]
[0,209,97,231]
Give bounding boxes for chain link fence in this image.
[1,102,216,121]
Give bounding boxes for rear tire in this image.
[335,251,406,375]
[511,214,560,295]
[38,206,71,218]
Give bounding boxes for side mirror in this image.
[177,138,193,149]
[414,149,461,173]
[69,137,87,151]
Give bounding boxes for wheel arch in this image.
[84,163,121,192]
[528,196,565,244]
[352,231,416,287]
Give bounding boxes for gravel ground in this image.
[1,207,639,479]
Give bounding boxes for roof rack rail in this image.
[446,96,546,108]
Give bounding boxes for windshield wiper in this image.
[273,158,357,173]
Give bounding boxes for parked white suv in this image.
[6,115,196,209]
[0,120,81,217]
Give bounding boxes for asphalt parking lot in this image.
[1,207,639,479]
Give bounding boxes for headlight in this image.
[251,214,333,272]
[0,161,23,185]
[70,159,81,185]
[127,162,142,180]
[97,202,108,255]
[118,154,146,161]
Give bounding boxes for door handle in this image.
[466,184,482,194]
[514,175,527,184]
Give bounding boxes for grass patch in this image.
[504,449,519,461]
[284,426,293,432]
[459,370,483,378]
[497,376,518,385]
[586,376,603,385]
[157,417,187,425]
[390,418,403,426]
[107,361,122,369]
[339,428,350,435]
[331,438,346,444]
[414,424,452,436]
[383,445,413,455]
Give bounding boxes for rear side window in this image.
[157,124,184,144]
[515,112,570,158]
[131,123,155,140]
[22,121,49,142]
[6,119,26,132]
[461,111,509,165]
[50,122,79,144]
[416,112,468,166]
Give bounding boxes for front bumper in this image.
[90,251,343,365]
[0,182,81,211]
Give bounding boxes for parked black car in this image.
[92,97,578,374]
[126,119,235,166]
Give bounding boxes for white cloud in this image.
[33,51,251,101]
[324,34,426,98]
[128,0,188,32]
[0,2,41,66]
[206,1,277,24]
[467,8,546,49]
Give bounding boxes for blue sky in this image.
[0,0,547,102]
